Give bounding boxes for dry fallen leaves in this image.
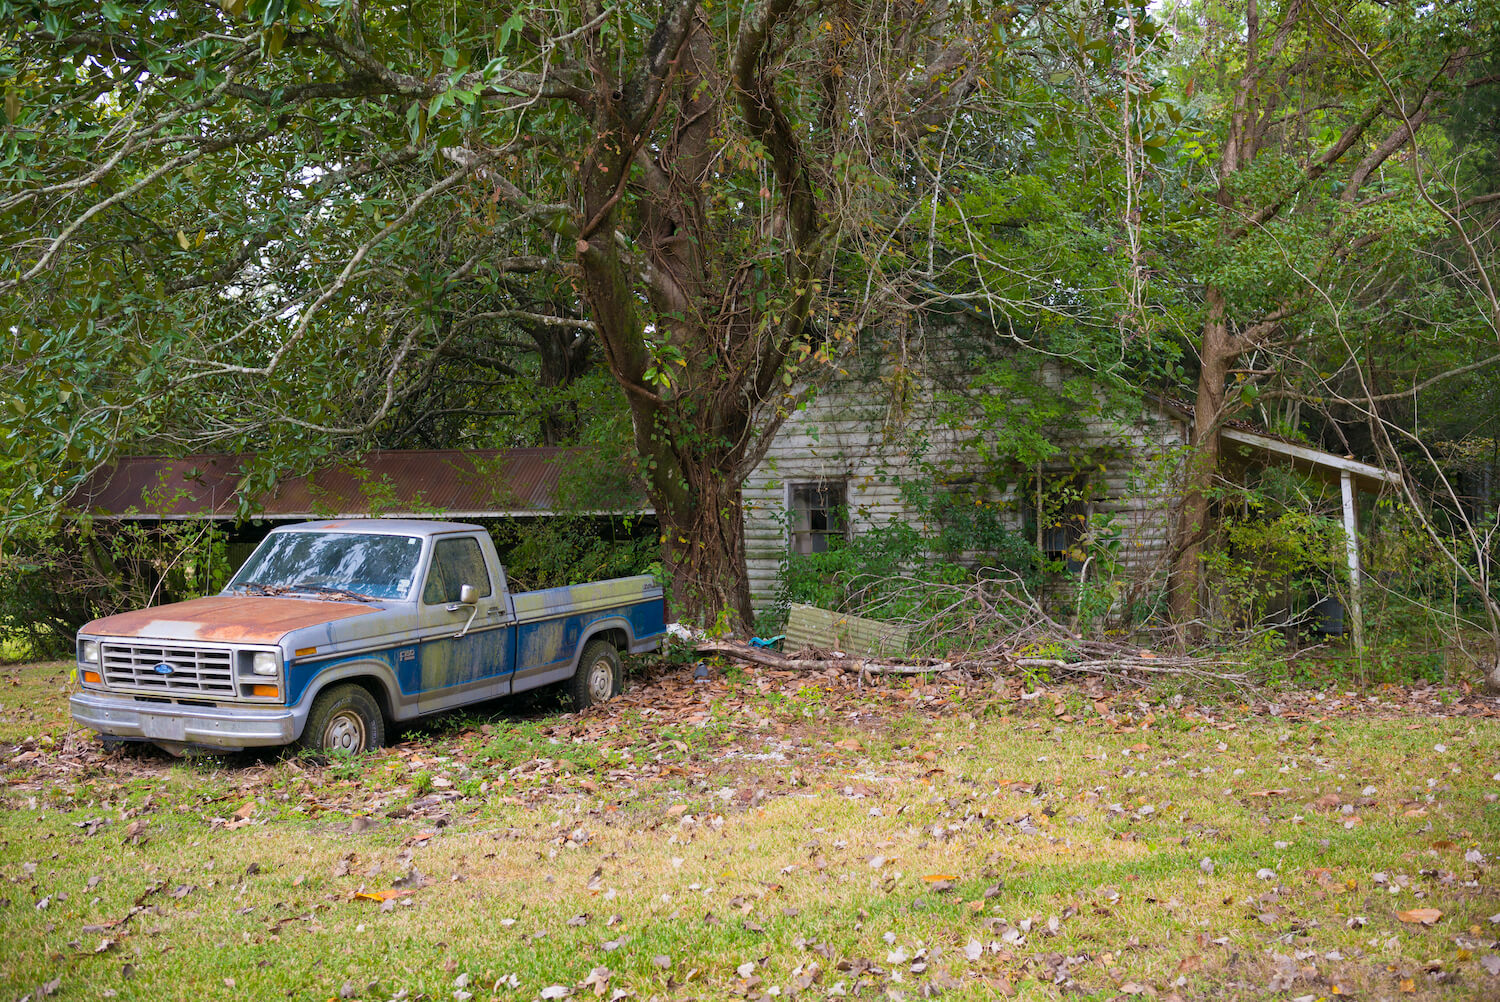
[1397,907,1443,926]
[579,966,611,996]
[353,888,413,904]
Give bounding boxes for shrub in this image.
[0,519,228,659]
[490,515,657,592]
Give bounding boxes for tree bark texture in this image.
[1168,287,1233,633]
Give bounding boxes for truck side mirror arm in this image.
[449,583,481,638]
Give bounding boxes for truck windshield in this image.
[226,532,424,601]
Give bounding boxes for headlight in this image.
[80,640,99,664]
[251,652,280,676]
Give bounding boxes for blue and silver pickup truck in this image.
[69,519,665,755]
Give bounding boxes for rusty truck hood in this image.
[81,595,380,644]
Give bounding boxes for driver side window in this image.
[422,537,493,606]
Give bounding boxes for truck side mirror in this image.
[459,583,478,605]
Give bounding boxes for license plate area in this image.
[141,715,187,742]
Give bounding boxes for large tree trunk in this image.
[1158,2,1467,645]
[656,457,754,627]
[1164,0,1273,643]
[531,321,589,446]
[568,8,826,630]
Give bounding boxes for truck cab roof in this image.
[272,518,486,537]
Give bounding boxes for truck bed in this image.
[510,574,662,622]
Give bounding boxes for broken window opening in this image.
[789,481,848,555]
[1024,474,1093,566]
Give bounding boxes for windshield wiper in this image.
[290,582,377,602]
[235,581,286,596]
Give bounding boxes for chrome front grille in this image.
[100,643,236,696]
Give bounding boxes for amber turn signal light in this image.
[82,670,102,684]
[249,684,280,699]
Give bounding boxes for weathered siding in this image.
[744,332,1186,613]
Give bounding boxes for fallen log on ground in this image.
[693,639,955,674]
[738,572,1258,689]
[694,639,1250,686]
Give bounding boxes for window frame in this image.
[1023,473,1093,565]
[786,479,849,555]
[420,535,494,607]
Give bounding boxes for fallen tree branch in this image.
[694,639,946,674]
[694,639,1247,686]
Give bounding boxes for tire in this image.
[568,639,621,710]
[302,683,385,755]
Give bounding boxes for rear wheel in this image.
[568,639,621,710]
[302,683,385,754]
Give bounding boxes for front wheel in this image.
[568,639,622,710]
[302,683,385,754]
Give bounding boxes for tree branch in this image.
[619,0,701,130]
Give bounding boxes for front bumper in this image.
[69,691,297,749]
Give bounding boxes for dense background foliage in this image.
[3,1,1498,678]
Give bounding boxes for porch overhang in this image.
[1217,427,1401,653]
[1219,428,1402,493]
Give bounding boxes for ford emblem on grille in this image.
[151,662,175,676]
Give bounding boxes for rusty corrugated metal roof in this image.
[73,448,650,520]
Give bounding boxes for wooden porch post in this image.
[1339,470,1364,651]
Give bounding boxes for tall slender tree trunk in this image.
[532,323,588,446]
[1168,286,1235,637]
[1165,0,1272,643]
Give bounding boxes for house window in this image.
[1026,475,1092,564]
[1041,500,1090,561]
[931,476,981,545]
[789,481,847,554]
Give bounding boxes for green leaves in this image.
[406,100,427,144]
[495,13,524,53]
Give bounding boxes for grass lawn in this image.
[1,658,1497,1001]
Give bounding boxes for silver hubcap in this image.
[587,659,614,703]
[323,710,366,753]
